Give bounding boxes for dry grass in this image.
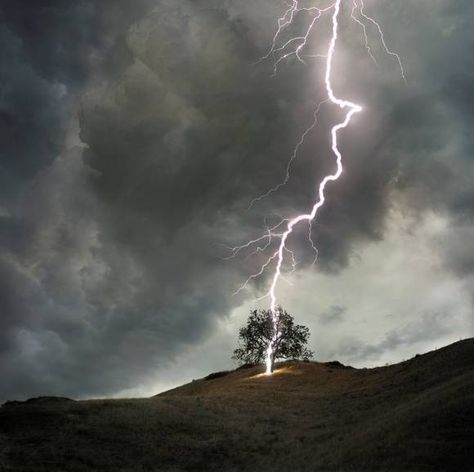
[1,339,473,471]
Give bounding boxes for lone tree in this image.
[233,307,313,373]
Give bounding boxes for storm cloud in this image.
[0,0,473,400]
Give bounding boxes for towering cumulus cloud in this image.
[0,0,473,400]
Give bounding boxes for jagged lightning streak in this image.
[230,0,405,375]
[351,0,377,64]
[358,0,407,83]
[262,0,362,374]
[247,98,329,210]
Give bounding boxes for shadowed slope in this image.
[1,339,473,471]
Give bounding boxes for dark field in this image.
[1,339,473,471]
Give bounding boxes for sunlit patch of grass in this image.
[247,365,303,380]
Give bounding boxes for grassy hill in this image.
[1,339,473,471]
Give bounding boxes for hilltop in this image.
[1,339,473,471]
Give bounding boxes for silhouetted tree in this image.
[232,307,313,372]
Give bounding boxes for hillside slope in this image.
[1,339,473,471]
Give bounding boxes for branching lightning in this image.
[229,0,406,375]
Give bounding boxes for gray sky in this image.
[0,0,473,401]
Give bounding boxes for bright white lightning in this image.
[351,1,377,64]
[247,98,329,210]
[358,0,407,83]
[230,0,406,375]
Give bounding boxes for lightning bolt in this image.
[230,0,405,375]
[358,0,407,83]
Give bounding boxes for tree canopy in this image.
[232,307,313,372]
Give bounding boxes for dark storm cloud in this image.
[0,0,154,399]
[318,305,346,324]
[0,1,152,195]
[334,311,452,362]
[0,0,473,400]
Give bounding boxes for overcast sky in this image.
[0,0,473,401]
